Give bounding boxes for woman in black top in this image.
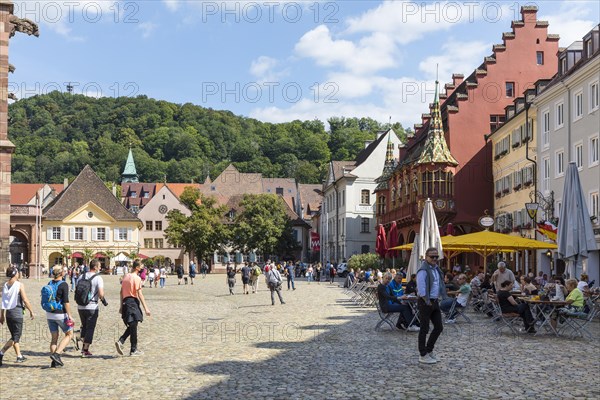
[405,274,417,295]
[497,280,535,333]
[226,265,236,295]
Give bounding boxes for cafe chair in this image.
[374,301,397,331]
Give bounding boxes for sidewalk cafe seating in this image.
[488,293,522,335]
[558,297,600,340]
[375,301,397,331]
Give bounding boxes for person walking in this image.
[266,266,285,305]
[159,265,167,289]
[285,261,296,291]
[315,263,322,284]
[116,260,151,357]
[201,261,208,278]
[306,265,314,283]
[241,262,251,294]
[226,264,236,295]
[44,266,74,367]
[76,259,105,358]
[0,266,34,366]
[189,261,197,285]
[250,263,261,293]
[176,264,184,285]
[329,265,336,284]
[416,247,447,365]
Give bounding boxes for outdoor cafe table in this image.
[401,296,420,327]
[522,299,570,337]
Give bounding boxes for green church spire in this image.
[121,147,139,183]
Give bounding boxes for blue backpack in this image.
[41,280,64,312]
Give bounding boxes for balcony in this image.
[10,205,40,216]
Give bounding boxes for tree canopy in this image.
[9,92,406,184]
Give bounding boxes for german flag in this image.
[536,221,557,241]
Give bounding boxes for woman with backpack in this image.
[0,266,35,366]
[266,266,285,306]
[44,265,75,367]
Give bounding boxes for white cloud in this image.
[295,25,397,74]
[541,2,598,47]
[163,0,181,12]
[249,56,289,83]
[137,22,158,39]
[418,39,490,81]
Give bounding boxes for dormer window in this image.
[130,192,137,198]
[561,58,567,74]
[228,210,235,220]
[143,192,149,198]
[211,186,216,191]
[586,40,592,57]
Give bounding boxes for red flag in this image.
[310,231,320,251]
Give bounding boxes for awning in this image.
[93,253,105,258]
[71,252,83,258]
[114,253,132,262]
[138,253,149,259]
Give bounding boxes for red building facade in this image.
[376,6,559,249]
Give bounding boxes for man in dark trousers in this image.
[416,247,447,364]
[116,260,150,357]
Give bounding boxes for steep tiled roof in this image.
[121,183,157,209]
[298,184,322,217]
[44,165,140,222]
[11,183,63,205]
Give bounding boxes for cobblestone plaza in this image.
[1,275,599,399]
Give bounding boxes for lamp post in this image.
[546,249,554,275]
[340,234,345,262]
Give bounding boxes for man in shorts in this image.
[241,262,251,294]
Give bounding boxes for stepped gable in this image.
[401,6,557,158]
[44,165,140,221]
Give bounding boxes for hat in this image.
[52,265,63,277]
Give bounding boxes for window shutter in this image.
[69,227,74,241]
[92,228,97,241]
[60,228,64,241]
[114,228,119,241]
[47,227,52,241]
[127,228,132,241]
[83,227,87,241]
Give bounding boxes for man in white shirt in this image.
[490,261,515,292]
[77,260,105,357]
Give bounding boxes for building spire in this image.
[385,129,394,163]
[416,79,458,166]
[121,147,139,183]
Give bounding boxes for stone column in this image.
[0,1,15,268]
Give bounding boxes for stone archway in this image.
[9,230,28,264]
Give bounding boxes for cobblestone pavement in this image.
[1,275,599,400]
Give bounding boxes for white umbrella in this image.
[406,233,420,278]
[557,162,597,278]
[418,198,444,260]
[115,253,132,262]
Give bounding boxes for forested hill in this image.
[8,92,407,184]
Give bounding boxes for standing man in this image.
[77,259,105,357]
[285,261,296,291]
[241,262,251,295]
[490,261,515,292]
[201,261,208,278]
[116,260,150,357]
[189,260,196,285]
[416,247,447,364]
[266,265,285,305]
[45,266,74,367]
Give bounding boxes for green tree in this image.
[348,253,381,271]
[232,194,294,258]
[164,187,228,263]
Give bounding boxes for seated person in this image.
[497,280,536,333]
[551,278,585,330]
[441,274,471,322]
[444,273,459,291]
[521,276,538,295]
[577,274,590,296]
[405,274,417,295]
[377,272,418,331]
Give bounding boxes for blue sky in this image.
[8,0,599,129]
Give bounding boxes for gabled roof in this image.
[298,184,322,218]
[354,130,393,166]
[44,165,140,222]
[11,183,63,205]
[121,182,157,209]
[158,183,202,200]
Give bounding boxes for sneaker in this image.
[115,340,124,356]
[130,349,144,357]
[445,319,456,324]
[81,350,93,358]
[407,325,420,332]
[16,355,27,363]
[49,353,64,367]
[419,354,436,364]
[428,352,438,362]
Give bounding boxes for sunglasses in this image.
[427,255,439,260]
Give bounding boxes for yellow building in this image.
[488,89,540,273]
[41,165,142,269]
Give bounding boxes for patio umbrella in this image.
[406,233,420,278]
[557,162,597,278]
[376,224,387,258]
[418,198,444,260]
[387,221,399,263]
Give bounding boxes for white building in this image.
[321,129,403,263]
[534,25,599,282]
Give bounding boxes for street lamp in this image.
[546,249,554,274]
[340,234,345,262]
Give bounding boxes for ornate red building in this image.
[375,6,559,253]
